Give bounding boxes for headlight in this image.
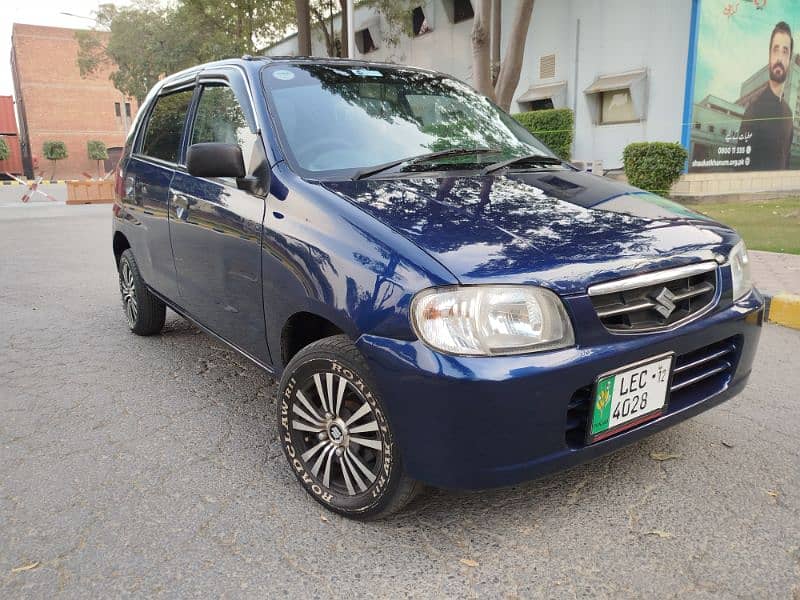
[410,286,574,356]
[729,240,752,300]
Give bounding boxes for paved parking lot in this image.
[1,204,799,598]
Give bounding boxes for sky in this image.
[693,0,800,103]
[1,0,130,97]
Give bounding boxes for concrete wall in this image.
[11,24,137,179]
[266,0,696,170]
[508,0,692,169]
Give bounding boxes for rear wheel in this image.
[277,335,421,519]
[118,249,166,336]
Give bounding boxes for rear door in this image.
[125,85,195,300]
[168,69,270,363]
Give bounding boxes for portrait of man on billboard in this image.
[739,21,795,170]
[688,3,800,173]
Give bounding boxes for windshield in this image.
[261,63,555,178]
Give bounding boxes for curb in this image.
[1,179,70,185]
[764,293,800,330]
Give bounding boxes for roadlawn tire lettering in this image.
[280,359,392,508]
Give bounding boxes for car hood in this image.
[323,170,737,295]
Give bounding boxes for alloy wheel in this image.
[289,372,384,496]
[119,260,138,327]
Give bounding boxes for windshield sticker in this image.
[351,68,383,77]
[272,70,295,81]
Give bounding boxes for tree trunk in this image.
[491,0,501,84]
[471,0,494,100]
[339,0,348,58]
[494,0,534,111]
[295,0,312,56]
[311,6,335,56]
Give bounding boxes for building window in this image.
[356,28,377,53]
[584,68,647,125]
[708,124,715,133]
[114,102,121,118]
[694,122,701,129]
[600,89,637,124]
[453,0,474,22]
[125,102,131,118]
[522,98,555,111]
[412,6,430,36]
[720,128,727,137]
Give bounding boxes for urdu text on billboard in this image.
[688,0,800,172]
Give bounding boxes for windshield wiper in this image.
[353,147,501,180]
[480,154,563,176]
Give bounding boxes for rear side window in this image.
[140,89,194,163]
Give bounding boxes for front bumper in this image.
[356,290,764,490]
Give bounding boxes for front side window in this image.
[140,89,194,163]
[190,84,260,172]
[262,64,552,178]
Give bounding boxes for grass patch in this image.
[691,198,800,255]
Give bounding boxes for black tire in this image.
[277,334,421,519]
[118,249,166,336]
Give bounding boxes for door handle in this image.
[171,191,191,221]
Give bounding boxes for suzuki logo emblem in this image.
[651,287,677,319]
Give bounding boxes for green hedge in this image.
[0,136,9,162]
[513,109,574,160]
[623,142,687,196]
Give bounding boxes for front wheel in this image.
[277,335,421,519]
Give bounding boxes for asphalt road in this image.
[1,205,799,599]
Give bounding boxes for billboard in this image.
[687,0,800,172]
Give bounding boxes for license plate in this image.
[587,353,674,443]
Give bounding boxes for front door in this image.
[168,79,270,363]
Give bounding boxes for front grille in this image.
[589,262,718,332]
[565,336,740,448]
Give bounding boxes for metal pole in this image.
[347,0,355,58]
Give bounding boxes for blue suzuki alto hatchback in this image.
[112,57,763,518]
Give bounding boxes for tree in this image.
[77,1,295,102]
[471,0,535,111]
[0,136,9,162]
[43,141,68,180]
[87,140,109,178]
[294,0,354,57]
[295,0,312,55]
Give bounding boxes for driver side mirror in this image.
[186,143,245,179]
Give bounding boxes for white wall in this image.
[268,0,695,169]
[508,0,693,168]
[267,1,475,83]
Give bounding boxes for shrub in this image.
[87,140,108,161]
[623,142,687,196]
[512,108,574,161]
[0,136,9,162]
[87,140,108,177]
[43,140,68,179]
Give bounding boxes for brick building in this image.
[0,95,24,175]
[10,23,137,179]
